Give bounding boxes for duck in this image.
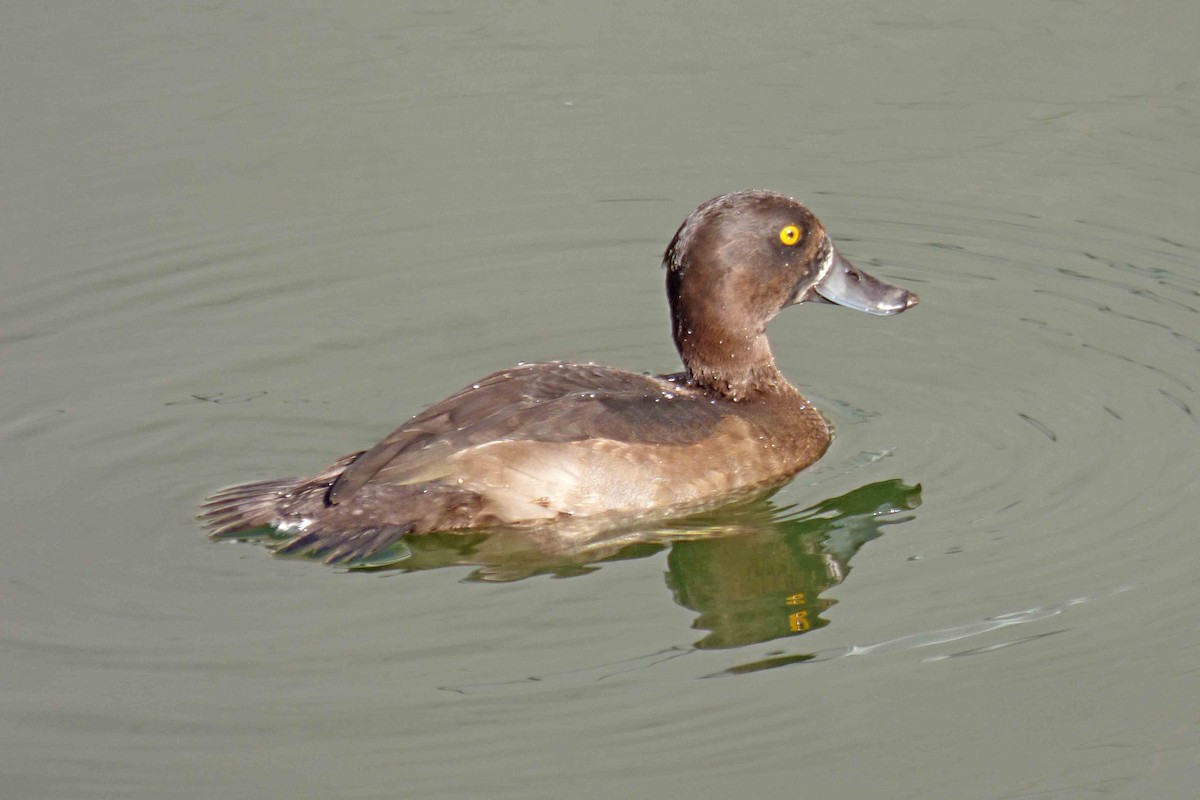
[200,190,918,564]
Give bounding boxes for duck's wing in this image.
[326,361,729,505]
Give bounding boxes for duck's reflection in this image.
[245,479,920,649]
[662,479,920,648]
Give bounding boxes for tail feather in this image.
[199,477,310,537]
[201,481,288,505]
[200,468,486,566]
[199,454,362,537]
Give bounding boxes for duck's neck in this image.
[673,317,795,402]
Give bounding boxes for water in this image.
[4,2,1199,797]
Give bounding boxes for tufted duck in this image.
[200,190,918,563]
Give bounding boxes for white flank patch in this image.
[276,517,314,533]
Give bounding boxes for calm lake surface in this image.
[4,2,1199,797]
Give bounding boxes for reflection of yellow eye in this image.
[779,225,800,246]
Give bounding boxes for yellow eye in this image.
[779,225,800,246]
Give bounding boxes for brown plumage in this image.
[200,190,918,564]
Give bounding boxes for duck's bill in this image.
[809,246,919,315]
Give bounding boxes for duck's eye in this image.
[779,225,801,246]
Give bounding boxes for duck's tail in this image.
[199,458,485,565]
[199,476,417,565]
[199,474,335,551]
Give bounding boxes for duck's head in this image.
[663,190,918,397]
